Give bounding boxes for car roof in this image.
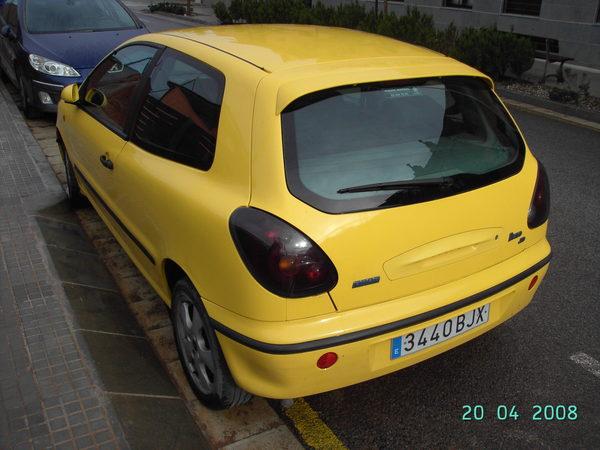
[162,24,444,73]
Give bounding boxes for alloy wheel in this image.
[174,297,216,395]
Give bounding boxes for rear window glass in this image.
[26,0,137,34]
[282,76,525,214]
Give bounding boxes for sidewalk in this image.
[0,79,206,448]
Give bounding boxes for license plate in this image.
[390,304,490,359]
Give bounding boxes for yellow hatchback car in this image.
[56,25,551,409]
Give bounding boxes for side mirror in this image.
[1,24,15,40]
[85,88,107,107]
[60,83,80,104]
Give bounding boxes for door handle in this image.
[100,154,113,170]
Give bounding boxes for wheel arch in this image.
[163,258,189,295]
[56,129,66,161]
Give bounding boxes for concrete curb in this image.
[501,97,600,133]
[497,87,600,125]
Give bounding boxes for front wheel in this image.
[61,144,87,209]
[17,73,40,119]
[171,278,252,409]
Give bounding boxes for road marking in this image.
[284,398,347,450]
[570,352,600,378]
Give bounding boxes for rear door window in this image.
[82,45,158,135]
[281,76,525,213]
[132,49,225,171]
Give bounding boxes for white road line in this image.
[570,352,600,379]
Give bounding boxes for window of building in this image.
[83,45,157,133]
[443,0,473,9]
[517,34,558,53]
[503,0,542,16]
[132,49,225,171]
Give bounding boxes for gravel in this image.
[501,80,600,113]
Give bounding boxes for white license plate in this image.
[390,304,490,359]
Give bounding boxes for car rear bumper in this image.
[208,238,551,399]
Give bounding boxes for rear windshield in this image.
[26,0,137,34]
[282,77,525,214]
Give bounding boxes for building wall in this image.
[327,0,600,68]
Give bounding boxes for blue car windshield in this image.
[26,0,137,33]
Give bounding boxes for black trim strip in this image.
[211,253,552,355]
[74,167,156,265]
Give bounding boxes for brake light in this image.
[528,161,550,229]
[229,208,338,298]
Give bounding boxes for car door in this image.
[63,44,159,221]
[0,0,20,83]
[109,48,228,293]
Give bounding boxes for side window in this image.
[132,49,225,171]
[83,45,157,133]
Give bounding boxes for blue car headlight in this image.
[28,54,80,77]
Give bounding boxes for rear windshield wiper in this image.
[337,177,454,194]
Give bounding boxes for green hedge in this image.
[212,0,534,79]
[149,2,187,15]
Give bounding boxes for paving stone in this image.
[36,217,96,255]
[79,331,177,396]
[45,245,117,291]
[62,283,143,336]
[108,395,209,450]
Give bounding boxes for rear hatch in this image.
[280,76,533,311]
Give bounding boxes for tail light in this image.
[229,207,338,298]
[528,161,550,229]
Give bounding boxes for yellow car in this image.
[56,25,551,409]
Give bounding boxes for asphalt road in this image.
[278,110,599,449]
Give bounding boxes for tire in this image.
[171,278,252,409]
[17,71,40,119]
[61,144,87,209]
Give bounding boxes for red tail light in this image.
[229,208,338,298]
[528,161,550,229]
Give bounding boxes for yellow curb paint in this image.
[284,398,347,450]
[502,98,600,133]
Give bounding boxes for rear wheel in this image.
[172,278,252,409]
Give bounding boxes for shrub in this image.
[149,2,187,15]
[549,87,579,105]
[454,27,534,79]
[506,34,535,77]
[213,1,230,22]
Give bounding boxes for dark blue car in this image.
[0,0,147,117]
